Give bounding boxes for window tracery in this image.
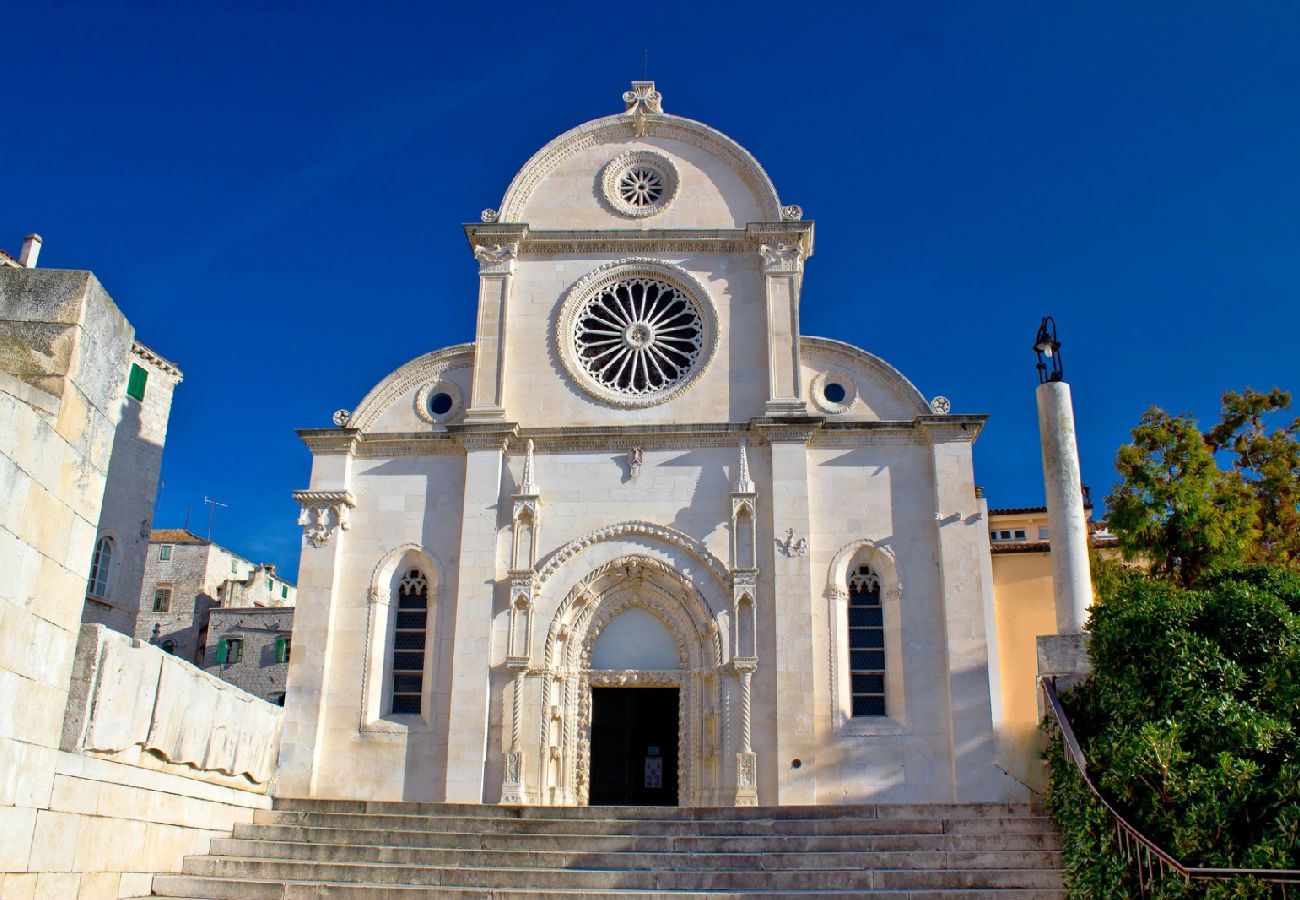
[391,569,429,715]
[848,564,886,717]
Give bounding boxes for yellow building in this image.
[987,501,1115,792]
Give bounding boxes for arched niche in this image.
[590,607,680,670]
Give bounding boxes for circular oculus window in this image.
[601,151,679,218]
[810,371,858,415]
[415,379,463,424]
[558,261,717,408]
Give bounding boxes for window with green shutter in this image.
[274,636,290,664]
[216,639,228,664]
[216,637,243,664]
[281,584,288,599]
[126,363,148,401]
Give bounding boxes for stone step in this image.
[254,810,1055,837]
[232,822,1061,853]
[208,837,1064,871]
[152,876,1067,900]
[271,799,1044,821]
[179,856,1065,892]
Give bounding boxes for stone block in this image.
[27,809,80,872]
[116,872,154,897]
[0,804,37,870]
[33,872,81,900]
[49,773,101,816]
[0,735,57,807]
[1,873,39,900]
[76,872,120,898]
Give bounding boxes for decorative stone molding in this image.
[824,539,906,734]
[480,208,499,223]
[809,370,858,416]
[347,344,475,433]
[293,490,357,549]
[360,544,442,731]
[414,379,465,425]
[496,102,782,222]
[535,554,725,807]
[775,528,809,558]
[759,242,804,274]
[332,409,351,427]
[600,150,679,218]
[535,520,730,589]
[780,205,803,221]
[474,242,519,275]
[929,396,951,415]
[555,259,719,409]
[799,336,930,417]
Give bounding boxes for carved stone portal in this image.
[535,555,729,807]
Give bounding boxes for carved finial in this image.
[929,396,951,415]
[622,80,663,137]
[781,205,803,221]
[480,208,499,223]
[332,409,351,427]
[735,440,755,493]
[521,438,538,495]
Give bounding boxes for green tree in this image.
[1205,388,1300,570]
[1047,564,1300,898]
[1106,407,1257,586]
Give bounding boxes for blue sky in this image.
[7,2,1299,579]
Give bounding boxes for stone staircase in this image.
[149,799,1065,898]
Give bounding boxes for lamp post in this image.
[1034,317,1092,634]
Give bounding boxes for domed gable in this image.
[346,344,475,434]
[490,82,790,230]
[798,336,933,421]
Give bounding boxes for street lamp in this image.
[1033,316,1063,384]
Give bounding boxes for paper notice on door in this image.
[644,756,663,789]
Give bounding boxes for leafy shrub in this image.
[1047,564,1300,898]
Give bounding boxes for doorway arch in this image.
[537,555,723,806]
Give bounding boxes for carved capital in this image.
[759,242,804,274]
[730,568,758,589]
[474,242,519,275]
[292,490,357,549]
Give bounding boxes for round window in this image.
[414,379,463,425]
[823,382,847,404]
[558,260,718,408]
[429,392,454,416]
[574,278,702,395]
[601,151,679,218]
[810,371,857,414]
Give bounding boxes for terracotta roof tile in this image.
[149,529,209,544]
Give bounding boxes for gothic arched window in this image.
[390,569,429,715]
[848,565,886,717]
[87,536,114,598]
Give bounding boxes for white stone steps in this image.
[269,799,1043,821]
[254,810,1056,837]
[232,822,1061,853]
[208,837,1063,871]
[151,878,1066,900]
[177,856,1065,892]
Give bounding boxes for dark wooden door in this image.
[588,687,679,806]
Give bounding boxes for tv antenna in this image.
[643,49,649,80]
[203,496,227,541]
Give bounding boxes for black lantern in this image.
[1033,316,1063,384]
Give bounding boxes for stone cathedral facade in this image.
[277,83,1011,807]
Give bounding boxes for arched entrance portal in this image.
[538,555,724,806]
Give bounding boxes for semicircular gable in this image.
[496,113,784,228]
[799,336,931,421]
[347,343,475,433]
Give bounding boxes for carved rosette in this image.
[473,242,519,275]
[292,490,357,549]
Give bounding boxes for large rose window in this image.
[558,261,717,408]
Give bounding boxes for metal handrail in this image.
[1041,676,1300,896]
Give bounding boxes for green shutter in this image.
[281,584,288,599]
[275,636,289,664]
[216,639,228,664]
[126,364,148,401]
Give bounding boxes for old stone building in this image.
[137,529,296,668]
[83,342,183,634]
[279,82,1022,808]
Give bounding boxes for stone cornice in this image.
[749,415,825,444]
[291,489,356,508]
[298,429,359,454]
[914,414,987,443]
[462,223,814,258]
[450,421,520,452]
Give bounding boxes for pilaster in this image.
[464,226,526,422]
[754,419,820,804]
[443,424,515,802]
[753,223,813,416]
[918,417,1002,801]
[278,435,357,796]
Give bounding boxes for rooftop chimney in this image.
[19,234,41,268]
